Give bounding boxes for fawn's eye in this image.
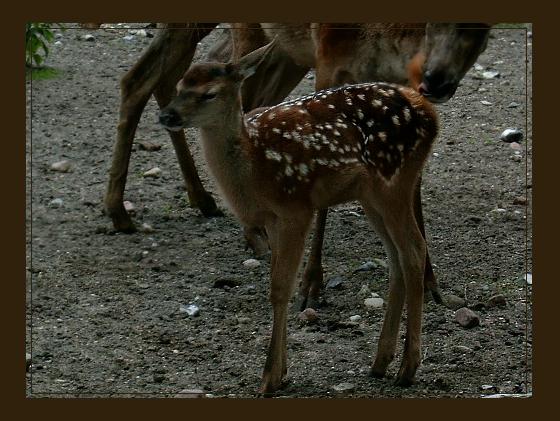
[200,92,217,102]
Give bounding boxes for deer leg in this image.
[260,216,311,395]
[384,205,426,387]
[297,209,327,311]
[105,24,219,231]
[362,206,405,378]
[413,176,443,304]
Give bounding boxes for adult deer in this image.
[159,41,439,393]
[104,23,491,307]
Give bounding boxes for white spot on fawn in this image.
[392,115,400,126]
[265,150,282,162]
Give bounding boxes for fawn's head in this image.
[159,41,276,131]
[421,23,491,102]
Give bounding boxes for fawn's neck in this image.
[199,99,255,220]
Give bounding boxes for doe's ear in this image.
[235,38,277,80]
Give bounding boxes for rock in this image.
[123,35,135,41]
[82,34,95,41]
[143,167,161,178]
[349,315,362,323]
[474,63,484,71]
[525,273,532,285]
[175,389,206,398]
[137,140,162,151]
[49,198,64,207]
[445,294,467,310]
[140,223,155,233]
[507,101,520,108]
[509,142,522,151]
[242,258,261,269]
[452,345,473,354]
[355,261,376,272]
[326,276,345,289]
[54,40,62,46]
[123,201,135,214]
[332,382,355,393]
[358,284,371,298]
[482,70,500,79]
[364,297,384,310]
[513,197,527,206]
[136,29,148,37]
[26,353,32,372]
[480,100,493,106]
[487,294,507,308]
[481,384,498,392]
[180,304,200,317]
[299,308,318,323]
[50,160,72,172]
[500,128,524,143]
[455,307,480,328]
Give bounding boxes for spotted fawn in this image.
[159,41,439,394]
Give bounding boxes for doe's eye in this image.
[200,92,217,101]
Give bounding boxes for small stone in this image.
[500,128,524,143]
[136,29,148,37]
[509,142,522,151]
[455,307,480,328]
[507,101,520,108]
[123,201,135,214]
[480,100,493,106]
[82,34,95,41]
[482,70,500,79]
[481,384,497,391]
[364,297,384,310]
[140,223,155,233]
[445,294,467,310]
[487,294,507,308]
[332,382,355,393]
[26,353,32,371]
[180,304,200,317]
[355,261,376,272]
[242,258,261,269]
[326,276,345,289]
[349,315,362,322]
[525,273,532,285]
[474,63,484,71]
[452,345,473,354]
[358,284,371,298]
[50,160,72,172]
[527,31,532,39]
[54,40,62,46]
[123,35,135,41]
[137,140,162,151]
[305,72,315,80]
[49,198,64,207]
[143,167,162,178]
[299,308,318,323]
[175,389,206,398]
[513,197,527,206]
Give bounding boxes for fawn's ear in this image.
[235,39,277,80]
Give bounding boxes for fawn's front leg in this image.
[260,216,311,395]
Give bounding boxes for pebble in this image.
[123,201,135,213]
[358,284,371,298]
[137,140,162,151]
[445,294,467,310]
[525,273,532,285]
[481,384,497,391]
[507,101,520,108]
[49,198,64,207]
[54,41,62,46]
[452,345,473,354]
[299,308,318,323]
[242,258,261,269]
[123,35,135,41]
[480,100,493,106]
[143,167,162,178]
[355,261,376,272]
[332,382,355,393]
[180,304,200,317]
[174,389,206,398]
[349,315,362,323]
[513,197,527,206]
[136,29,148,37]
[455,307,480,328]
[50,160,72,172]
[26,353,32,371]
[364,297,384,309]
[326,276,345,289]
[82,34,95,41]
[482,70,500,79]
[509,142,522,151]
[474,63,484,71]
[140,223,155,233]
[500,128,524,143]
[487,294,507,308]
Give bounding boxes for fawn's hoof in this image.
[369,366,387,379]
[191,192,223,217]
[107,207,137,233]
[394,375,415,387]
[297,294,320,312]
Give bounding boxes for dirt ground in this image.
[26,24,532,398]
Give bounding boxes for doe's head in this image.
[159,40,276,131]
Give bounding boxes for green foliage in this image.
[26,23,61,68]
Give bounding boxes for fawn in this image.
[159,41,439,394]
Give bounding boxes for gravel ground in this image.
[26,24,532,398]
